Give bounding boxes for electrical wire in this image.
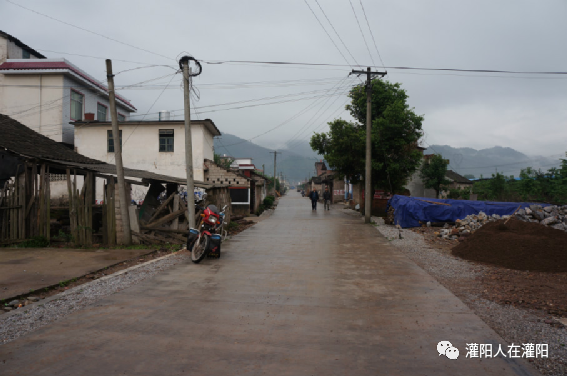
[6,0,174,62]
[359,0,385,69]
[302,0,356,70]
[348,0,375,66]
[313,0,361,67]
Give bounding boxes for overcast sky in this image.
[2,0,566,160]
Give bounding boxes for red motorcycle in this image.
[189,204,227,263]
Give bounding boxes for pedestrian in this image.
[309,189,319,210]
[323,187,331,210]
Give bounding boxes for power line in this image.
[348,0,375,67]
[6,0,173,62]
[302,0,354,69]
[313,0,361,67]
[358,0,385,69]
[203,59,567,75]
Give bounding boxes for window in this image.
[70,90,84,120]
[22,50,30,59]
[107,130,122,153]
[97,103,107,121]
[159,129,174,152]
[117,113,125,122]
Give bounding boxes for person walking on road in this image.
[323,187,331,210]
[309,190,319,211]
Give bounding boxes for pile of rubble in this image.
[432,204,567,240]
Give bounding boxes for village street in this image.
[0,192,536,375]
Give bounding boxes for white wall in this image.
[75,122,211,184]
[1,74,65,142]
[0,71,132,145]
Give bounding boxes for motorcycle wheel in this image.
[191,235,209,264]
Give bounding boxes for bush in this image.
[18,236,49,248]
[263,196,275,208]
[256,204,265,216]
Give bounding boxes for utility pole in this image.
[350,67,386,223]
[106,59,131,245]
[181,57,198,229]
[269,151,281,192]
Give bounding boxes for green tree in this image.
[488,172,507,200]
[420,154,450,198]
[213,153,233,169]
[310,79,423,193]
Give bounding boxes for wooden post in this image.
[106,59,131,245]
[108,178,116,246]
[45,166,50,241]
[172,194,180,230]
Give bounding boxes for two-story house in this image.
[72,119,221,200]
[0,57,136,146]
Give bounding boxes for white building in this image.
[0,38,136,146]
[73,119,221,200]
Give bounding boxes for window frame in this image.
[159,129,174,153]
[117,113,126,122]
[70,89,85,121]
[22,50,30,59]
[97,102,108,121]
[107,129,123,153]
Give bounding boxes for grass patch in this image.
[17,236,49,248]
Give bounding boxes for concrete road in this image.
[0,193,537,375]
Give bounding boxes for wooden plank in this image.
[66,168,75,243]
[172,194,180,230]
[141,225,189,235]
[102,197,108,246]
[415,199,451,206]
[145,208,185,228]
[146,193,175,225]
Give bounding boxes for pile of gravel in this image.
[0,252,190,345]
[371,215,567,376]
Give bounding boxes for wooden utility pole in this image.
[350,67,386,223]
[182,60,196,229]
[106,59,131,245]
[269,151,281,192]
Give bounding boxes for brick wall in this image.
[204,160,249,187]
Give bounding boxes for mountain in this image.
[214,134,323,184]
[424,145,562,179]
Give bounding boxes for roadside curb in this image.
[1,251,183,321]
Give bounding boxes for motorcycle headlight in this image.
[209,217,217,224]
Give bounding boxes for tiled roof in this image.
[446,170,473,184]
[0,59,136,111]
[0,30,46,58]
[0,113,100,164]
[0,114,209,187]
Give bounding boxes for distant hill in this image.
[425,145,562,179]
[214,134,322,184]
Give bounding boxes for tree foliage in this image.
[472,153,567,204]
[310,79,423,193]
[420,154,451,198]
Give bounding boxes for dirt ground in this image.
[411,223,567,320]
[1,220,257,313]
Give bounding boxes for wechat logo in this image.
[437,341,460,360]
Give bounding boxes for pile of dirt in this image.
[452,219,567,272]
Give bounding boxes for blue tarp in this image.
[387,195,550,228]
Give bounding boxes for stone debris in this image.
[434,204,567,239]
